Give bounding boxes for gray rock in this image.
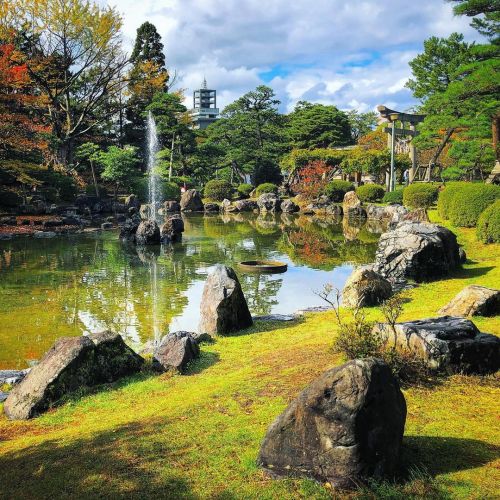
[119,215,141,242]
[135,220,160,245]
[343,191,361,210]
[234,199,258,212]
[0,369,30,385]
[373,316,500,374]
[164,200,181,213]
[280,199,300,213]
[257,193,281,213]
[101,222,113,230]
[190,332,214,344]
[0,216,17,225]
[34,231,56,238]
[204,202,220,213]
[0,392,8,403]
[180,189,204,212]
[253,314,297,322]
[0,234,13,240]
[342,267,392,308]
[459,247,467,264]
[199,265,253,334]
[373,222,461,282]
[346,206,367,219]
[438,286,500,317]
[220,199,236,212]
[160,215,184,242]
[153,331,200,372]
[139,204,152,220]
[258,358,406,489]
[125,194,140,210]
[402,208,430,223]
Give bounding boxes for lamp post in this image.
[389,112,399,192]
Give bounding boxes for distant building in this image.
[191,79,219,129]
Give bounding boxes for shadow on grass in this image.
[224,315,306,338]
[186,351,220,375]
[0,419,198,499]
[452,266,495,279]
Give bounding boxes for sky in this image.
[108,0,481,114]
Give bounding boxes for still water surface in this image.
[0,213,383,368]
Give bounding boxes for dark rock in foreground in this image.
[439,285,500,317]
[135,220,161,245]
[342,266,392,308]
[153,331,200,372]
[199,265,253,334]
[374,222,461,282]
[3,333,143,420]
[373,316,500,374]
[258,358,406,489]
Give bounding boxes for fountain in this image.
[146,110,160,222]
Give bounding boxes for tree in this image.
[99,146,139,197]
[287,101,352,149]
[3,0,128,166]
[75,142,101,196]
[448,0,500,41]
[204,85,286,184]
[346,110,378,143]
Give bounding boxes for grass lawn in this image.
[0,211,499,499]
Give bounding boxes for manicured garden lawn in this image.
[0,211,498,499]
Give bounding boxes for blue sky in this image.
[109,0,481,113]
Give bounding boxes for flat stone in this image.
[253,314,297,322]
[33,231,56,238]
[0,369,30,385]
[439,285,499,317]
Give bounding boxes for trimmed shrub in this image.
[237,183,253,199]
[382,189,403,204]
[449,184,500,227]
[323,180,354,202]
[204,179,233,201]
[132,178,180,202]
[403,183,439,209]
[255,183,278,196]
[477,200,500,243]
[437,182,469,219]
[356,184,385,203]
[0,190,22,207]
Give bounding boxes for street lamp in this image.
[389,112,399,192]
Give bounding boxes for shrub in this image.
[204,179,233,201]
[437,182,469,219]
[382,189,403,204]
[0,189,22,207]
[403,183,439,208]
[255,183,278,196]
[237,183,253,198]
[323,180,354,202]
[132,178,180,202]
[356,183,385,203]
[477,200,500,243]
[449,184,500,227]
[292,160,329,200]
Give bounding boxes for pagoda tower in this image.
[192,78,219,129]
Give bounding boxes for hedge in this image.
[237,183,253,198]
[356,184,385,203]
[437,182,469,219]
[382,189,403,204]
[323,180,354,202]
[403,183,440,209]
[204,179,233,201]
[255,183,278,196]
[449,184,500,227]
[477,200,500,243]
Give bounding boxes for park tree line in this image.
[0,0,498,205]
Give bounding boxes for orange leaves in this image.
[292,160,329,199]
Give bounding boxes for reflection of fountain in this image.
[146,111,160,223]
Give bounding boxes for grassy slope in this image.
[0,211,498,500]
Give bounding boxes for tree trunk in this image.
[427,128,454,181]
[90,160,99,198]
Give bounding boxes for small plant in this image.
[382,189,403,204]
[403,183,439,209]
[477,199,500,243]
[237,183,253,198]
[323,180,354,202]
[356,183,385,202]
[255,182,278,196]
[204,179,233,201]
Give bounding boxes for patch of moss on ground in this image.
[0,210,498,499]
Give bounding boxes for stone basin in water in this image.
[238,260,288,273]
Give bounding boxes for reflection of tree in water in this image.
[240,272,283,316]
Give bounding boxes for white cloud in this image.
[108,0,482,112]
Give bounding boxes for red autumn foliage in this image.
[292,160,329,199]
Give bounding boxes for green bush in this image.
[0,190,22,207]
[255,183,278,196]
[437,182,469,219]
[356,184,385,203]
[382,189,403,204]
[449,184,500,227]
[477,200,500,243]
[323,180,354,202]
[403,183,439,208]
[132,178,180,202]
[204,179,233,201]
[237,183,253,198]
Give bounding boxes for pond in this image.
[0,213,385,369]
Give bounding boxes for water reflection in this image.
[0,213,385,368]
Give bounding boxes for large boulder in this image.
[366,204,407,222]
[204,202,220,213]
[373,316,500,374]
[373,222,461,282]
[124,194,140,210]
[258,358,406,489]
[152,331,200,372]
[257,193,281,213]
[119,214,141,242]
[180,189,204,212]
[3,334,144,420]
[280,199,300,213]
[342,267,392,308]
[135,220,160,245]
[160,215,184,242]
[438,285,500,317]
[163,200,181,213]
[343,191,361,210]
[199,265,253,334]
[221,199,237,212]
[234,199,258,212]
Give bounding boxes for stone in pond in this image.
[343,191,361,210]
[258,358,406,489]
[204,202,220,213]
[257,193,281,213]
[438,285,499,317]
[372,316,500,374]
[234,199,258,212]
[342,266,392,308]
[199,264,253,334]
[180,189,204,212]
[160,215,184,242]
[280,199,299,213]
[153,331,200,372]
[135,220,160,245]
